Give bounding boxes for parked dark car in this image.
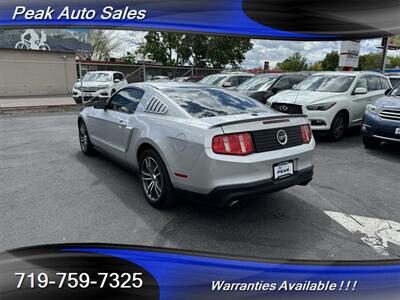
[236,73,308,103]
[361,82,400,148]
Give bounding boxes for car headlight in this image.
[306,102,336,111]
[366,104,380,113]
[97,85,110,91]
[73,84,81,89]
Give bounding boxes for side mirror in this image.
[353,87,368,95]
[114,78,121,83]
[93,99,106,109]
[384,88,392,96]
[222,82,232,88]
[271,87,280,93]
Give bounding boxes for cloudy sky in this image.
[114,31,399,68]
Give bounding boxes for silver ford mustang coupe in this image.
[78,82,315,208]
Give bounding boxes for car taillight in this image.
[212,132,254,155]
[301,124,312,144]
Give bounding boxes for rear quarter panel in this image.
[125,114,223,178]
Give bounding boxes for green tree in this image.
[358,53,382,70]
[136,32,253,69]
[388,55,400,68]
[309,62,322,71]
[276,52,308,71]
[136,32,191,66]
[320,51,339,71]
[122,51,136,64]
[206,36,253,69]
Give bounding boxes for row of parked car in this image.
[73,70,400,147]
[199,71,400,146]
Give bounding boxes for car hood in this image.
[269,90,343,105]
[373,95,400,109]
[75,81,111,87]
[239,90,268,96]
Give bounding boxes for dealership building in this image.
[0,29,90,97]
[0,48,78,97]
[0,29,221,97]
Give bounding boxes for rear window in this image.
[162,88,271,118]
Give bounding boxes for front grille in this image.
[81,87,100,92]
[271,103,303,114]
[379,109,400,121]
[252,126,303,153]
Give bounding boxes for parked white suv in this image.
[267,71,392,141]
[73,71,128,104]
[199,72,254,89]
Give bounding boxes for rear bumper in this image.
[362,111,400,142]
[177,166,313,207]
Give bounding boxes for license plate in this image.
[83,92,92,97]
[273,161,294,180]
[396,128,400,135]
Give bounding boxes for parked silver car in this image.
[78,82,315,208]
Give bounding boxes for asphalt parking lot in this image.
[1,112,399,260]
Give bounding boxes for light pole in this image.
[380,37,389,74]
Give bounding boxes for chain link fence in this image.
[78,60,223,83]
[0,49,224,108]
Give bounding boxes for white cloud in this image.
[243,38,400,68]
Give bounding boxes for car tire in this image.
[362,135,381,148]
[78,120,95,156]
[74,98,82,104]
[139,149,176,209]
[327,112,348,141]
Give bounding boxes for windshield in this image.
[295,75,355,92]
[390,83,400,97]
[237,76,278,91]
[83,72,112,82]
[199,75,227,86]
[162,87,272,118]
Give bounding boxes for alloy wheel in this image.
[79,123,88,152]
[141,157,163,201]
[333,116,345,139]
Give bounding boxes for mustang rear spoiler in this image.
[208,114,308,129]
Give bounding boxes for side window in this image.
[275,77,290,90]
[367,76,382,91]
[113,73,124,82]
[226,76,239,87]
[109,88,144,113]
[238,76,251,85]
[289,76,305,87]
[379,77,390,90]
[355,77,368,90]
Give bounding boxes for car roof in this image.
[254,72,307,77]
[132,81,209,90]
[312,71,385,76]
[206,72,253,76]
